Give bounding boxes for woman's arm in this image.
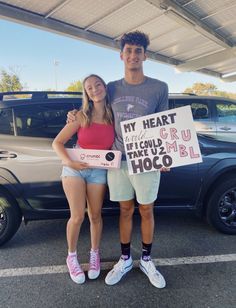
[52,119,88,170]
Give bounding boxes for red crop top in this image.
[77,122,115,150]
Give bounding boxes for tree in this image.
[184,82,217,95]
[65,80,83,92]
[0,69,23,92]
[183,82,236,99]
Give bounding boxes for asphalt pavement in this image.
[1,210,236,308]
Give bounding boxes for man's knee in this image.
[120,201,135,218]
[139,204,154,220]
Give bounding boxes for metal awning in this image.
[1,0,236,82]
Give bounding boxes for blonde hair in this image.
[79,74,113,127]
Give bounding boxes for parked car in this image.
[170,94,236,142]
[0,91,236,246]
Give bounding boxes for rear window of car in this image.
[0,108,14,135]
[13,103,77,138]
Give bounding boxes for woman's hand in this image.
[67,109,78,124]
[63,160,89,171]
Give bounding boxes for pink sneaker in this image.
[88,249,100,279]
[66,255,85,284]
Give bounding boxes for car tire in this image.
[207,176,236,235]
[0,189,22,246]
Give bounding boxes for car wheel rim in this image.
[219,188,236,227]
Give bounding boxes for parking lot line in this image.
[1,253,236,278]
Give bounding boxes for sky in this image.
[1,19,236,93]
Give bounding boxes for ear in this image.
[143,53,147,61]
[120,52,124,61]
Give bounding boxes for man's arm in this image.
[157,82,170,172]
[156,82,169,113]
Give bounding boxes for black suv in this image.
[1,91,236,246]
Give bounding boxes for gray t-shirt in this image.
[107,77,169,154]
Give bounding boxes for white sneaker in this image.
[105,256,133,285]
[139,258,166,288]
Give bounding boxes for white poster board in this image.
[121,106,202,175]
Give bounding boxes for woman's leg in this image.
[62,176,86,252]
[86,183,106,250]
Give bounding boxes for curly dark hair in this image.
[120,31,150,52]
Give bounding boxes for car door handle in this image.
[0,150,17,160]
[199,127,213,130]
[219,126,231,131]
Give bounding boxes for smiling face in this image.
[84,76,107,104]
[120,43,146,71]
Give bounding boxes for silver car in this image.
[170,95,236,142]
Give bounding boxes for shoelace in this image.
[69,257,82,275]
[114,258,126,273]
[90,251,99,270]
[146,260,160,277]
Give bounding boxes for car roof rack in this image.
[0,91,82,101]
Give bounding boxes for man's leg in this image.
[138,202,166,289]
[119,200,135,260]
[105,200,134,285]
[119,200,135,242]
[105,165,134,285]
[131,171,166,288]
[107,162,135,255]
[139,203,154,261]
[139,203,154,245]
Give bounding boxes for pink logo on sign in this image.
[80,154,86,160]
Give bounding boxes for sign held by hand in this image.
[121,106,202,175]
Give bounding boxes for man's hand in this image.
[67,109,78,124]
[160,167,170,172]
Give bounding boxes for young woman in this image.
[52,75,114,284]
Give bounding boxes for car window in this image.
[216,102,236,123]
[174,99,211,121]
[13,103,76,138]
[0,108,14,135]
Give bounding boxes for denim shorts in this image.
[107,161,160,204]
[61,166,107,184]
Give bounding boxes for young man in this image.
[104,31,168,288]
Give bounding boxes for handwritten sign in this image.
[121,106,202,175]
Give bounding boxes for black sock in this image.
[121,242,131,259]
[142,242,152,261]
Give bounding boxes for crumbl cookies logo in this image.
[80,154,86,160]
[87,154,100,159]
